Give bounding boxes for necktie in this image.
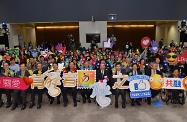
[102,70,104,78]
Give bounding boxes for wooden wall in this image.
[35,26,156,51]
[107,26,156,51]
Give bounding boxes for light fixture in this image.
[108,14,116,20]
[0,23,10,35]
[107,25,154,28]
[36,26,79,29]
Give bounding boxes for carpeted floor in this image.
[0,96,187,122]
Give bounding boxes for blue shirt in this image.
[32,52,38,58]
[9,64,20,73]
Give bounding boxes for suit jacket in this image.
[128,70,142,76]
[0,69,15,77]
[33,69,45,75]
[16,70,30,77]
[145,68,163,76]
[96,69,111,86]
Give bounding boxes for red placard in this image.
[141,36,151,48]
[0,77,29,90]
[177,50,187,64]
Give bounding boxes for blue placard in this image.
[130,90,151,99]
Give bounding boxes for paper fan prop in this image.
[56,43,66,54]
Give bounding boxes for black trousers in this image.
[31,88,42,105]
[0,89,12,103]
[46,85,62,100]
[80,89,92,100]
[13,90,27,105]
[62,86,77,103]
[115,89,126,104]
[147,89,161,102]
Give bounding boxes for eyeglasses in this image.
[167,55,177,58]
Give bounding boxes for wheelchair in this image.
[160,89,185,105]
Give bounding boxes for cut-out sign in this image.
[77,70,96,89]
[141,36,151,48]
[112,75,128,89]
[177,50,187,64]
[128,75,151,99]
[29,70,62,97]
[0,77,30,90]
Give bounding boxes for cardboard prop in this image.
[90,79,112,108]
[128,75,151,99]
[0,77,31,90]
[141,36,151,48]
[112,75,129,89]
[77,70,96,89]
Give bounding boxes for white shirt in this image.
[117,71,121,83]
[151,70,156,75]
[133,70,138,75]
[157,64,160,71]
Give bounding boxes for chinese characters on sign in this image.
[112,75,128,89]
[0,77,29,90]
[62,73,77,87]
[163,78,183,89]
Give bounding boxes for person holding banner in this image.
[62,62,77,107]
[80,61,92,103]
[128,63,142,106]
[0,62,15,108]
[168,68,185,105]
[29,63,45,109]
[12,63,30,110]
[47,63,62,105]
[145,62,163,105]
[113,62,127,109]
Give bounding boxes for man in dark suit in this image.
[47,62,62,105]
[29,63,45,109]
[0,62,14,108]
[81,61,92,103]
[11,63,30,110]
[145,62,163,105]
[155,57,166,73]
[96,63,111,87]
[113,62,127,109]
[128,63,142,106]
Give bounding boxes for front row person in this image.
[62,62,77,107]
[128,63,142,106]
[0,62,14,108]
[113,62,127,109]
[12,63,30,110]
[29,63,45,109]
[47,63,62,104]
[145,62,163,105]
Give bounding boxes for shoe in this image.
[64,102,67,107]
[83,99,86,103]
[37,104,41,109]
[74,102,77,107]
[6,102,12,108]
[115,103,118,108]
[0,102,4,108]
[135,100,141,106]
[29,103,35,109]
[88,99,91,103]
[131,101,135,106]
[57,99,60,104]
[49,99,54,104]
[122,104,126,109]
[11,104,18,110]
[21,104,26,110]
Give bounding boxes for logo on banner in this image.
[128,75,151,98]
[141,36,151,48]
[77,70,96,89]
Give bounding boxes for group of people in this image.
[0,39,186,111]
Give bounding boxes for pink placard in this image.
[0,77,29,90]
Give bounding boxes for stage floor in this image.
[0,96,187,122]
